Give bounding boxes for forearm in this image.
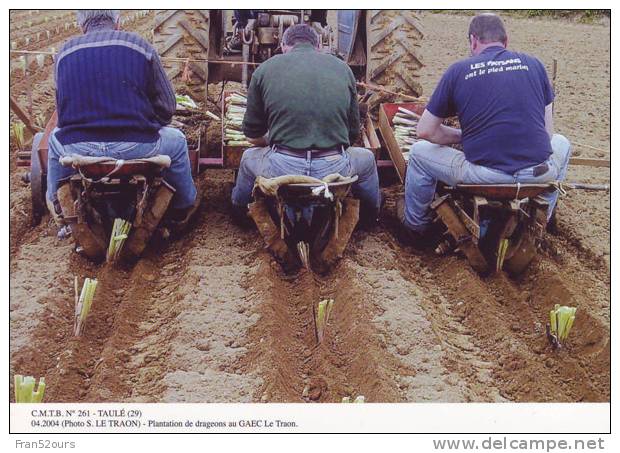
[425,125,462,145]
[544,103,554,138]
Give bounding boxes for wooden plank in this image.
[378,104,407,184]
[9,95,42,135]
[569,157,610,168]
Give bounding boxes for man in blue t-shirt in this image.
[399,13,571,247]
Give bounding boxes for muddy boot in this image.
[358,199,382,230]
[231,204,255,229]
[165,189,202,235]
[396,196,437,250]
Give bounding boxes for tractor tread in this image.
[152,10,211,102]
[366,10,424,108]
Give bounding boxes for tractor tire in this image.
[366,10,424,109]
[152,10,211,102]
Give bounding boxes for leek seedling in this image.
[176,94,197,109]
[297,242,309,269]
[106,218,132,263]
[549,304,577,345]
[14,375,45,403]
[11,122,25,150]
[496,238,510,272]
[74,277,98,336]
[314,298,334,343]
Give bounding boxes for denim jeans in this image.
[403,134,572,232]
[46,126,197,209]
[231,146,381,213]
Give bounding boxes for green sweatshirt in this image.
[242,43,360,150]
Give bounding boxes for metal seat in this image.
[59,155,171,179]
[449,183,555,200]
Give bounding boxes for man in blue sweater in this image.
[399,13,571,248]
[47,10,197,220]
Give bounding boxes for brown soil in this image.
[9,11,609,404]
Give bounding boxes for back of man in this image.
[400,13,571,246]
[231,24,380,224]
[55,28,164,144]
[47,10,197,221]
[242,43,358,150]
[427,46,553,173]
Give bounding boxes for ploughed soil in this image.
[9,11,609,403]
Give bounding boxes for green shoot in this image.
[11,122,25,150]
[74,277,98,336]
[175,94,198,109]
[549,304,577,345]
[496,238,510,272]
[14,375,45,403]
[315,298,334,343]
[106,218,132,263]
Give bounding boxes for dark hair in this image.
[468,13,507,43]
[282,24,319,48]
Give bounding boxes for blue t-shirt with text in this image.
[426,46,554,174]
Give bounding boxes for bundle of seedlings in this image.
[14,375,45,403]
[224,92,252,147]
[74,277,98,336]
[392,107,419,160]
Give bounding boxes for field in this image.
[9,11,610,403]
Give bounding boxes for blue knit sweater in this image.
[54,25,176,145]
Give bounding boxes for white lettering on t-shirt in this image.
[464,58,529,80]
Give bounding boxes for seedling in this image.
[74,277,98,336]
[496,238,510,272]
[548,304,576,348]
[106,218,131,263]
[314,298,334,343]
[175,94,197,109]
[11,122,25,150]
[14,375,45,403]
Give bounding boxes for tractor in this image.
[152,10,424,110]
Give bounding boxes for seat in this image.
[253,174,358,203]
[450,183,555,200]
[59,155,171,179]
[278,176,358,202]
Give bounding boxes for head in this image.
[76,10,121,33]
[281,24,320,53]
[467,13,508,56]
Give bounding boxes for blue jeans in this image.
[403,134,572,232]
[46,127,197,209]
[231,146,381,212]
